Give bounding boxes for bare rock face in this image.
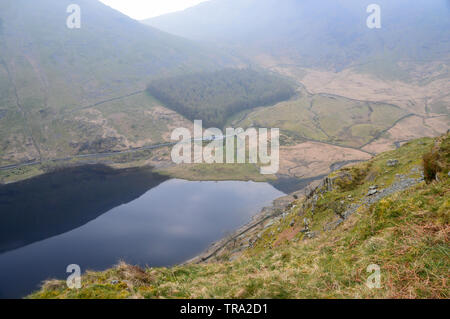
[320,171,353,193]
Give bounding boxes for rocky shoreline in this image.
[184,177,323,264]
[186,157,426,264]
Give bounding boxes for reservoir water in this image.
[0,165,284,298]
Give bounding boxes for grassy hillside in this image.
[30,133,449,299]
[147,68,296,128]
[0,0,239,166]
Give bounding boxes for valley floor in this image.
[2,64,448,187]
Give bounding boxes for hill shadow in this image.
[0,165,169,254]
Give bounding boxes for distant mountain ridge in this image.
[144,0,450,70]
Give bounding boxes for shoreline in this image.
[184,177,324,264]
[182,159,366,264]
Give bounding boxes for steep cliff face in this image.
[30,133,449,299]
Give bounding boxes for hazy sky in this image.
[99,0,210,20]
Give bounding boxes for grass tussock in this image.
[423,134,450,183]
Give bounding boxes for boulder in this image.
[387,159,399,167]
[264,221,274,229]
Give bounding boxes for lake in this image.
[0,165,284,298]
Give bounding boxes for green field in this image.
[229,87,408,148]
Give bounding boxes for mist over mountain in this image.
[0,0,236,107]
[144,0,450,70]
[0,0,240,165]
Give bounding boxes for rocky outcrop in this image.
[323,167,424,231]
[386,159,399,167]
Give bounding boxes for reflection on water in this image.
[0,165,169,254]
[0,165,284,298]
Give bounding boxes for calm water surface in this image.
[0,166,284,298]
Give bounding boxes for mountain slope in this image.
[144,0,450,72]
[0,0,238,166]
[30,133,449,299]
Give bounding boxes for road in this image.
[0,141,176,171]
[0,135,231,171]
